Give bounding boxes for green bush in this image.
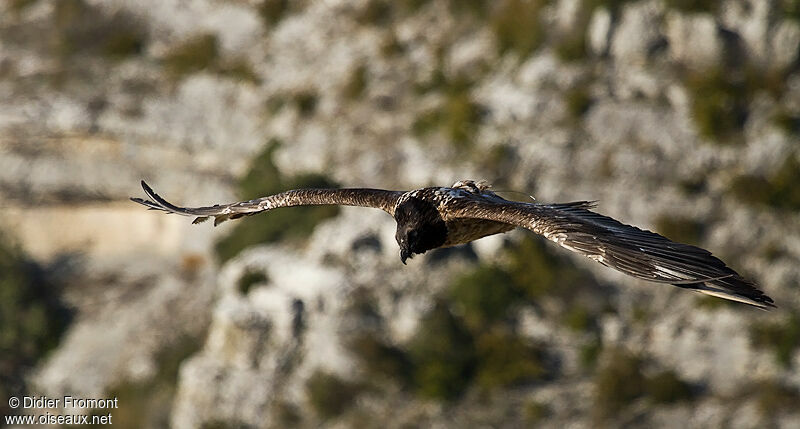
[345,235,611,402]
[163,33,259,83]
[356,0,394,26]
[0,236,72,419]
[782,0,800,21]
[490,0,546,57]
[751,312,800,368]
[579,338,602,369]
[685,68,750,143]
[53,0,147,60]
[293,90,319,117]
[773,111,800,135]
[563,305,597,332]
[593,349,646,418]
[214,141,340,263]
[343,64,368,99]
[654,215,706,246]
[685,64,787,143]
[473,330,546,389]
[506,235,598,302]
[348,333,413,385]
[412,68,482,148]
[306,370,363,419]
[594,348,695,418]
[9,0,37,16]
[258,0,291,25]
[753,381,800,415]
[407,301,476,400]
[564,86,594,118]
[644,370,694,404]
[163,33,219,78]
[524,400,550,423]
[663,0,721,13]
[730,155,800,212]
[448,265,521,330]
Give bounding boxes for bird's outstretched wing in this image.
[445,197,775,309]
[131,181,404,225]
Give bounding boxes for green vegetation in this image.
[593,349,647,418]
[349,333,413,384]
[214,141,339,263]
[729,155,800,212]
[678,176,708,196]
[258,0,291,25]
[524,400,550,424]
[654,215,706,246]
[408,301,477,399]
[9,0,38,16]
[773,111,800,135]
[97,336,202,428]
[645,370,694,404]
[163,33,218,77]
[293,90,319,117]
[563,305,597,332]
[473,330,546,390]
[684,62,788,143]
[448,265,521,329]
[412,70,483,148]
[553,1,604,62]
[753,381,800,415]
[490,0,546,57]
[163,33,259,83]
[751,312,800,368]
[356,0,394,26]
[218,58,261,84]
[554,30,588,62]
[52,0,146,60]
[346,235,617,401]
[272,401,302,427]
[663,0,721,13]
[343,64,368,99]
[306,370,363,419]
[0,236,72,418]
[506,235,599,301]
[237,269,268,295]
[564,86,594,119]
[587,0,637,14]
[593,348,693,418]
[579,338,602,369]
[380,31,405,57]
[782,0,800,21]
[684,68,750,143]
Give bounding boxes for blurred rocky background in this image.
[1,0,799,427]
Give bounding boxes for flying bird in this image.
[131,179,774,309]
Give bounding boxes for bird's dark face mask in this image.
[394,197,447,264]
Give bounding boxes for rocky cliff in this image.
[1,0,799,427]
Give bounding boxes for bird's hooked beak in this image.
[400,248,412,265]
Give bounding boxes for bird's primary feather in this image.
[131,180,775,309]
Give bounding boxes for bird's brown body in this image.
[442,218,515,247]
[132,179,775,309]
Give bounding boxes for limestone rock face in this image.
[610,0,665,65]
[2,0,799,427]
[665,12,723,70]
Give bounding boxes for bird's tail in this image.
[674,276,776,310]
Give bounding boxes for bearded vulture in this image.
[131,179,775,309]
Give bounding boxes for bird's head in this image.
[394,197,447,264]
